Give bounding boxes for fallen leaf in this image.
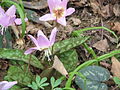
[111,57,120,78]
[93,39,109,52]
[111,22,120,34]
[70,17,81,25]
[113,3,120,17]
[52,56,68,77]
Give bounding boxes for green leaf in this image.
[40,83,49,87]
[4,65,34,86]
[59,49,78,72]
[36,75,41,86]
[53,79,62,88]
[75,66,110,90]
[54,88,63,90]
[0,48,44,69]
[113,77,120,85]
[53,36,89,54]
[39,77,47,85]
[31,82,38,90]
[51,77,55,88]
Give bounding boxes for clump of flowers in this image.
[0,81,17,90]
[39,0,75,26]
[0,5,28,35]
[24,27,58,61]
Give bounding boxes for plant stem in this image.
[65,50,120,88]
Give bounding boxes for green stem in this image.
[72,26,118,43]
[65,50,120,88]
[82,43,97,59]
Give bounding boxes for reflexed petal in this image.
[50,27,58,45]
[61,0,68,9]
[5,5,16,17]
[39,14,55,21]
[24,47,38,55]
[66,8,75,16]
[48,0,62,13]
[57,17,66,26]
[8,16,16,26]
[2,81,17,90]
[37,30,45,37]
[0,6,5,14]
[28,35,39,48]
[37,34,50,48]
[15,18,28,25]
[0,81,7,89]
[0,15,10,27]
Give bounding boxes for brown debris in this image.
[92,39,109,52]
[111,57,120,78]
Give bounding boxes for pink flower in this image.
[24,27,58,61]
[0,5,28,35]
[0,81,17,90]
[39,0,75,26]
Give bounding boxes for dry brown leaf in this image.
[113,3,120,17]
[52,56,68,77]
[111,57,120,78]
[111,22,120,34]
[93,39,109,52]
[70,17,81,25]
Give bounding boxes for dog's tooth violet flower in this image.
[39,0,75,26]
[0,5,28,35]
[0,81,17,90]
[24,27,58,61]
[0,5,16,34]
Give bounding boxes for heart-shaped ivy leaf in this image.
[75,66,110,90]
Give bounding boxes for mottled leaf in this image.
[75,66,110,90]
[58,49,78,72]
[0,48,44,69]
[4,65,34,86]
[53,36,89,54]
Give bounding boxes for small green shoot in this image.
[113,77,120,87]
[50,77,62,90]
[28,75,49,90]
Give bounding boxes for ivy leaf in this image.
[75,66,110,90]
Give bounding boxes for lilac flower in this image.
[0,5,16,34]
[0,81,17,90]
[24,27,58,61]
[39,0,75,26]
[0,5,28,35]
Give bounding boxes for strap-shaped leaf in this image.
[0,48,44,69]
[53,36,89,54]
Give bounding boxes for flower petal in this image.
[0,81,8,89]
[37,30,50,48]
[28,35,39,48]
[24,47,38,55]
[2,81,17,90]
[0,6,5,14]
[57,17,66,26]
[15,17,28,25]
[61,0,68,9]
[66,8,75,16]
[39,14,55,21]
[5,5,16,17]
[50,27,58,45]
[0,15,10,27]
[48,0,62,13]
